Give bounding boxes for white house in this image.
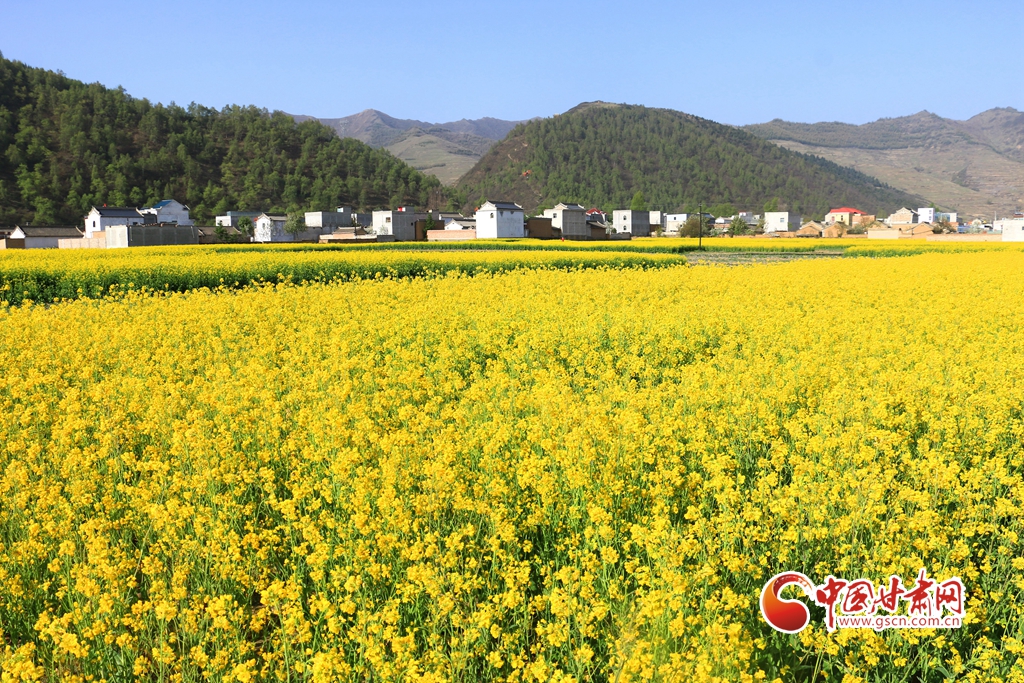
[215,211,261,227]
[918,207,936,224]
[613,210,651,237]
[763,211,800,234]
[306,209,352,231]
[83,206,145,238]
[475,201,524,239]
[253,214,288,242]
[665,213,689,234]
[372,208,420,241]
[544,203,588,238]
[998,218,1024,241]
[11,226,84,249]
[649,210,664,229]
[140,199,193,226]
[886,208,919,226]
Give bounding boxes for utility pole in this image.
[698,201,703,250]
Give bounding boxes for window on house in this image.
[386,217,391,223]
[491,213,495,218]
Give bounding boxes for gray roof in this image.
[92,206,142,217]
[15,226,84,238]
[483,201,523,211]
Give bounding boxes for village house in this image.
[664,213,689,235]
[998,218,1024,241]
[215,211,261,227]
[648,210,664,230]
[825,207,865,225]
[796,221,824,237]
[823,222,848,238]
[918,207,936,224]
[84,206,145,238]
[305,209,353,231]
[586,208,608,224]
[613,210,650,237]
[526,216,554,238]
[372,208,423,241]
[763,211,801,234]
[475,201,525,239]
[253,214,288,242]
[11,225,83,249]
[544,203,588,238]
[886,208,919,225]
[139,199,193,226]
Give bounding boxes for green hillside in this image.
[0,54,443,225]
[456,102,922,216]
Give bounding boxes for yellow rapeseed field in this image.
[0,251,1022,682]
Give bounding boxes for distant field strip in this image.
[0,247,688,305]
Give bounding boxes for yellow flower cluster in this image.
[0,245,688,305]
[0,251,1022,682]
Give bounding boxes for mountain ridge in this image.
[744,109,1024,217]
[456,103,922,216]
[290,110,528,185]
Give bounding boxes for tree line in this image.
[456,104,921,216]
[0,53,445,226]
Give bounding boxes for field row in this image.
[0,252,1022,681]
[0,247,689,305]
[1,239,1022,305]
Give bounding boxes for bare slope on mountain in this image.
[745,109,1024,217]
[292,110,525,185]
[456,103,921,216]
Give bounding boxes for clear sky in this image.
[2,0,1021,126]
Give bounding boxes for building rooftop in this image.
[829,207,865,214]
[91,206,142,217]
[14,225,84,238]
[481,201,523,211]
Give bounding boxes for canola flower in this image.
[0,251,1023,682]
[0,246,687,305]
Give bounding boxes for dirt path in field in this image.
[687,251,845,265]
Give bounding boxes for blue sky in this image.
[1,0,1021,126]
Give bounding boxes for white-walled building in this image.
[254,214,324,242]
[918,207,936,224]
[665,213,689,234]
[140,199,193,226]
[544,203,588,238]
[215,211,261,227]
[937,212,958,225]
[372,208,420,241]
[649,210,664,229]
[886,208,919,226]
[764,212,800,234]
[613,210,651,237]
[998,218,1024,241]
[83,206,145,238]
[254,214,288,242]
[475,201,524,239]
[11,225,84,249]
[305,209,352,230]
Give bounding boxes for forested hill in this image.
[456,102,922,216]
[0,54,442,225]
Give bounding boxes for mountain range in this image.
[291,110,525,185]
[455,102,922,217]
[745,109,1024,218]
